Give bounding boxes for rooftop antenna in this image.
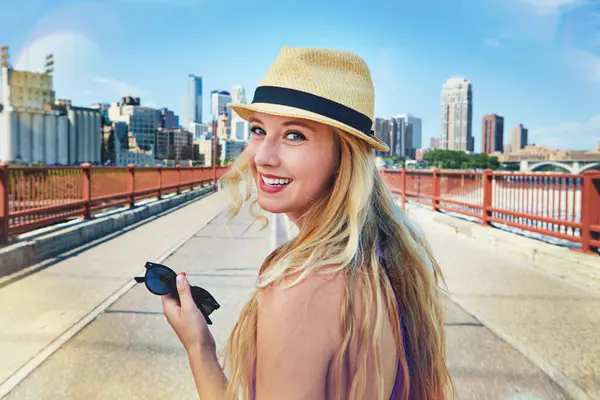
[0,46,9,68]
[45,54,54,75]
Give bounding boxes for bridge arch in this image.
[577,162,600,174]
[528,161,574,174]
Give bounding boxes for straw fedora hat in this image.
[228,46,390,152]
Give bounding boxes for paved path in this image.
[0,196,573,399]
[408,206,600,400]
[0,190,227,398]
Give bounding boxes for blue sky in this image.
[1,0,599,151]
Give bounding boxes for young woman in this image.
[162,46,454,399]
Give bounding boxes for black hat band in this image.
[252,86,374,137]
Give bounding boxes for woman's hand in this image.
[162,272,216,355]
[163,273,229,399]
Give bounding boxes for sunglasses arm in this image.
[134,276,145,283]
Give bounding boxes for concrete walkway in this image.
[0,193,574,399]
[406,205,600,400]
[0,190,228,398]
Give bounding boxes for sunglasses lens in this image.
[146,266,175,295]
[192,286,219,316]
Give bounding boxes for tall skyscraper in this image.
[440,77,473,152]
[389,116,416,159]
[481,114,504,154]
[395,113,422,150]
[374,118,391,157]
[185,74,203,127]
[231,85,246,105]
[510,123,528,152]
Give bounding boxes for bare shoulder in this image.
[255,270,346,400]
[259,271,345,338]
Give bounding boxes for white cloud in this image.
[92,76,148,98]
[14,31,103,101]
[484,38,503,47]
[529,115,600,150]
[116,0,195,4]
[569,49,600,83]
[518,0,585,13]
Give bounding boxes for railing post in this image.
[176,164,181,195]
[401,168,407,211]
[190,167,195,191]
[81,163,92,220]
[432,168,440,212]
[156,164,163,200]
[214,166,219,193]
[127,163,135,208]
[0,163,9,244]
[482,169,493,225]
[581,170,600,254]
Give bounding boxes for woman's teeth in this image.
[262,176,292,186]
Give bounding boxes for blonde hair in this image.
[219,126,454,400]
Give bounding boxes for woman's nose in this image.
[254,139,281,167]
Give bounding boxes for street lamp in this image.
[213,116,217,189]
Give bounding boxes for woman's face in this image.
[243,112,338,222]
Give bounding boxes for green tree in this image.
[422,149,500,170]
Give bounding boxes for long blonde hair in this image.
[219,126,454,400]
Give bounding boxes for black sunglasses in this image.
[134,261,220,325]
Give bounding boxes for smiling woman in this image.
[162,46,454,400]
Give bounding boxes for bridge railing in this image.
[381,168,600,254]
[0,163,229,244]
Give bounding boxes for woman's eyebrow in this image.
[249,117,264,125]
[281,120,315,132]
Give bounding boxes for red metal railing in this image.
[0,163,229,244]
[381,168,600,254]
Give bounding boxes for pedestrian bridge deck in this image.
[0,191,598,400]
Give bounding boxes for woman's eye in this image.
[285,131,306,141]
[250,126,266,136]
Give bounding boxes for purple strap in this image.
[380,245,406,399]
[389,312,407,399]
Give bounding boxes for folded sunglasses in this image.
[134,261,220,325]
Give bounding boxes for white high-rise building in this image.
[211,90,232,120]
[190,122,210,141]
[0,66,101,165]
[230,85,249,141]
[510,123,528,153]
[395,113,422,150]
[233,119,250,141]
[440,77,473,152]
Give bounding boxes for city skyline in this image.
[1,0,598,151]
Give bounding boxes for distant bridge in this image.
[501,160,600,174]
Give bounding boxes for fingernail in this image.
[176,274,185,287]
